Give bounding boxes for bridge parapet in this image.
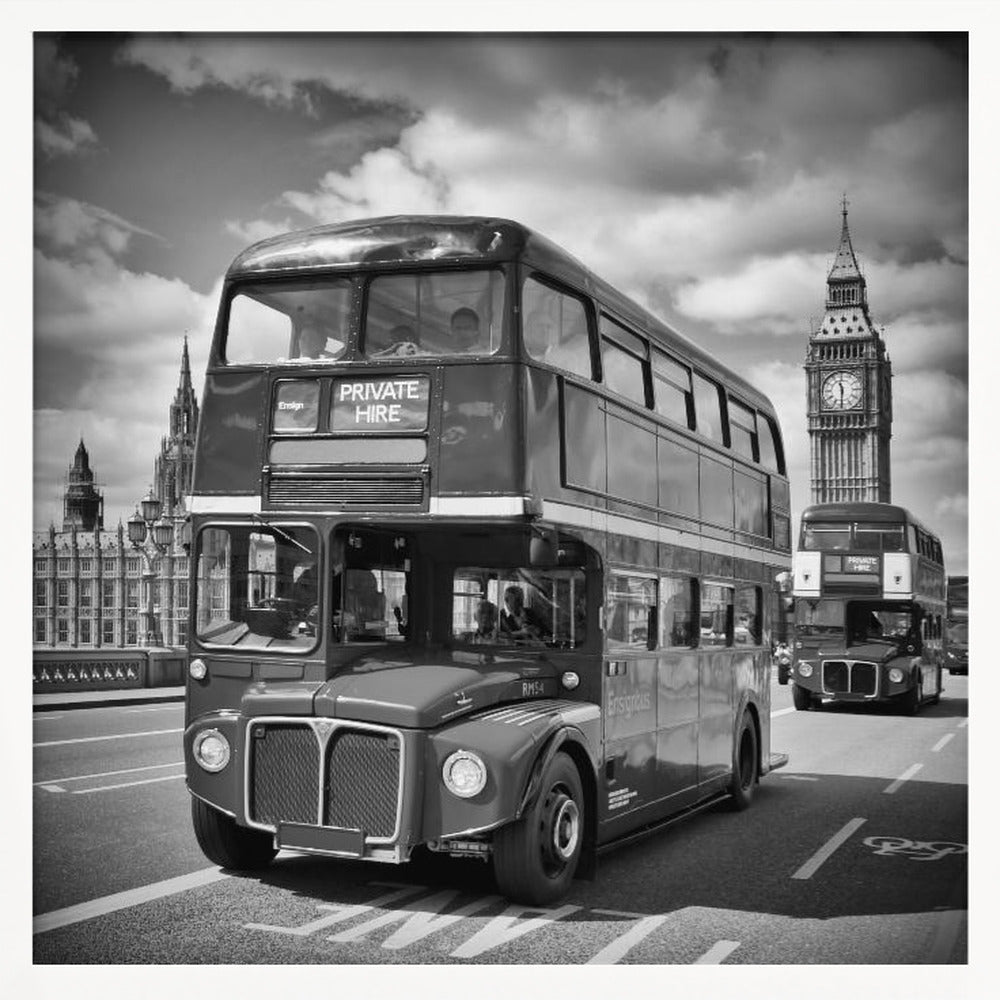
[32,647,186,692]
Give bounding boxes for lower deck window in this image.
[452,567,586,648]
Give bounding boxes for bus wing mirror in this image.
[529,527,557,565]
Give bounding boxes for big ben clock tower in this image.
[805,198,892,502]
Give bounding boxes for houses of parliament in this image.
[33,204,892,649]
[32,340,199,649]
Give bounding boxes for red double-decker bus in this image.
[789,502,946,713]
[184,216,790,904]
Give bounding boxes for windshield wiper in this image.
[251,512,312,554]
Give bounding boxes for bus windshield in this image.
[195,524,319,652]
[845,601,919,646]
[451,567,586,648]
[364,269,505,358]
[794,598,844,637]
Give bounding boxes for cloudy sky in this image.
[29,29,970,570]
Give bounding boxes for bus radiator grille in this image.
[324,731,399,838]
[249,723,320,826]
[822,660,878,696]
[267,476,424,507]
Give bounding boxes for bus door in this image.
[697,583,736,785]
[602,573,659,820]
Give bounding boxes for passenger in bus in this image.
[500,585,547,641]
[298,323,337,359]
[473,599,498,642]
[450,307,481,352]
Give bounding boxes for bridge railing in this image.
[32,648,186,692]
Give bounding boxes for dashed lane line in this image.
[694,940,741,964]
[74,773,186,794]
[932,733,955,753]
[586,914,669,964]
[33,866,230,935]
[34,760,184,788]
[33,727,183,748]
[883,763,923,795]
[771,707,796,718]
[957,719,968,729]
[791,817,867,880]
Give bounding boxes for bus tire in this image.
[191,797,277,870]
[901,680,921,716]
[493,752,583,906]
[792,684,813,711]
[728,712,758,811]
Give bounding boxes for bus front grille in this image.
[266,475,424,507]
[247,719,402,841]
[822,660,878,697]
[324,731,400,837]
[249,723,319,825]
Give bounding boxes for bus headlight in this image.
[193,729,230,772]
[798,663,813,678]
[889,667,904,684]
[189,657,207,680]
[442,750,487,799]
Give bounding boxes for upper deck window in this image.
[225,280,352,365]
[652,350,693,428]
[854,522,906,552]
[692,372,724,443]
[801,522,852,551]
[728,397,758,462]
[599,316,649,407]
[363,269,504,358]
[522,276,592,378]
[757,413,781,472]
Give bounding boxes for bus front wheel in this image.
[191,797,277,870]
[728,712,758,811]
[792,684,813,711]
[901,679,921,716]
[493,752,584,906]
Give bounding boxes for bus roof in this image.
[225,214,776,415]
[801,502,937,538]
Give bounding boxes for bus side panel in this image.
[655,650,700,798]
[194,371,267,494]
[602,655,658,819]
[437,364,520,495]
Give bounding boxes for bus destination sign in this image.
[845,554,880,573]
[331,375,430,433]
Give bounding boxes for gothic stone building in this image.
[32,341,198,649]
[805,203,893,503]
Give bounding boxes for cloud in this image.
[34,37,98,159]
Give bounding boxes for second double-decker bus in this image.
[946,575,968,675]
[184,215,791,905]
[789,502,946,713]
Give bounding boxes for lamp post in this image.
[127,489,174,647]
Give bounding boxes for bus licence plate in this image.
[277,822,365,857]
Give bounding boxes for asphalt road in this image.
[32,674,968,967]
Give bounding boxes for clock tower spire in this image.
[805,199,892,502]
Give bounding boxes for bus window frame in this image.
[520,270,599,380]
[598,313,652,410]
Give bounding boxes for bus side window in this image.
[660,575,697,648]
[701,584,734,647]
[522,276,593,379]
[735,585,762,644]
[607,574,657,649]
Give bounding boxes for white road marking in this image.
[770,707,797,718]
[792,817,867,880]
[777,775,819,782]
[586,914,668,964]
[74,773,186,794]
[591,908,647,918]
[33,866,229,935]
[449,903,580,959]
[932,734,955,753]
[694,939,741,964]
[122,704,184,713]
[41,784,66,793]
[33,727,183,748]
[33,714,65,721]
[957,719,968,729]
[328,890,501,948]
[34,761,184,787]
[245,885,427,937]
[883,763,923,795]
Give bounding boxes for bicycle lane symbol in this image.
[862,836,967,862]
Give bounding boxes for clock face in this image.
[822,370,862,410]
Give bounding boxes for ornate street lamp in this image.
[128,489,174,646]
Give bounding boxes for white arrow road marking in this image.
[449,903,580,959]
[244,885,428,937]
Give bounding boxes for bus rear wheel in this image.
[493,752,584,906]
[792,684,814,711]
[728,712,758,811]
[191,797,277,870]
